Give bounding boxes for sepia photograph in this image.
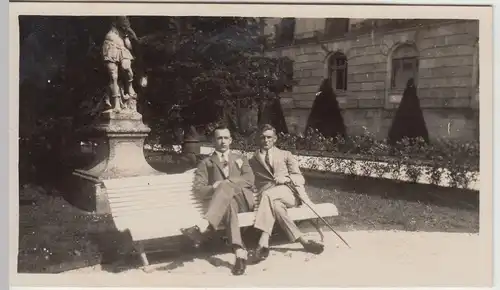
[11,2,494,288]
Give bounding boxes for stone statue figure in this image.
[102,16,146,113]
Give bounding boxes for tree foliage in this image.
[19,16,294,184]
[131,16,294,141]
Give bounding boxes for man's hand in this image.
[274,176,290,185]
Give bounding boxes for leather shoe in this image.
[248,246,270,265]
[232,258,246,275]
[180,225,204,248]
[301,239,324,254]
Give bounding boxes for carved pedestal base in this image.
[72,111,163,214]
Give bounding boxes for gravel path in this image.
[32,230,488,288]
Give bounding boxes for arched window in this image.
[328,52,348,91]
[390,44,419,90]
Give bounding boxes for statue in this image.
[101,16,146,114]
[74,16,159,215]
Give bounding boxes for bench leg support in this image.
[134,242,154,273]
[306,219,325,243]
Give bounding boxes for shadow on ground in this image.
[17,171,479,274]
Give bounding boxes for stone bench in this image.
[103,169,339,271]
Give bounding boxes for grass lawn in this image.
[303,171,478,233]
[17,171,479,273]
[18,184,106,273]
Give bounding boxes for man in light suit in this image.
[180,125,255,276]
[248,124,324,264]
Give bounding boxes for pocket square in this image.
[235,159,243,168]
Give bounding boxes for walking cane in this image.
[285,183,351,249]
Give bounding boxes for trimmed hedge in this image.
[146,127,479,190]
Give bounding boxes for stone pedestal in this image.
[182,126,201,155]
[72,111,163,214]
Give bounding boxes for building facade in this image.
[263,18,479,142]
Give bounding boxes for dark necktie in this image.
[221,153,228,167]
[221,153,229,177]
[265,150,273,174]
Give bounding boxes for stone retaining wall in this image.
[144,145,480,191]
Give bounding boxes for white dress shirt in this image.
[215,150,230,177]
[259,147,274,173]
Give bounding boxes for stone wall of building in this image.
[265,19,480,142]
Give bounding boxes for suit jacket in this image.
[249,147,306,197]
[193,150,255,210]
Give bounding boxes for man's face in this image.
[259,129,277,150]
[213,129,232,153]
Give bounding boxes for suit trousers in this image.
[253,185,303,242]
[204,182,250,249]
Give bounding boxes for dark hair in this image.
[259,124,277,136]
[213,124,231,137]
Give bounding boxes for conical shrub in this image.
[305,78,346,138]
[388,78,429,145]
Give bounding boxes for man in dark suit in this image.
[180,125,255,275]
[248,124,324,264]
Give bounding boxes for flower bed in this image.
[144,129,480,191]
